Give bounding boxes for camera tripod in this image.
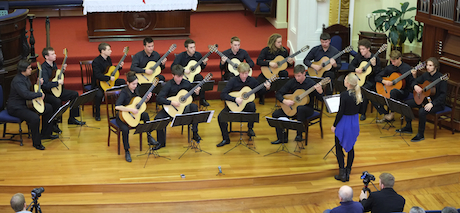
[28,198,42,213]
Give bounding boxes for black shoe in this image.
[271,139,286,144]
[68,118,86,125]
[396,126,413,134]
[247,129,255,137]
[200,99,210,107]
[95,116,101,121]
[345,168,351,182]
[125,150,132,162]
[192,133,201,142]
[53,125,62,134]
[216,140,230,147]
[360,114,366,121]
[42,135,59,140]
[34,144,46,150]
[161,143,165,148]
[411,134,425,142]
[295,135,303,142]
[259,96,265,105]
[334,168,347,182]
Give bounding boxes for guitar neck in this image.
[423,77,443,91]
[149,50,172,71]
[278,49,301,65]
[137,82,158,109]
[323,50,345,66]
[216,50,238,67]
[393,70,413,84]
[191,51,212,71]
[185,77,209,99]
[112,53,127,77]
[246,80,270,97]
[362,52,380,71]
[59,56,68,79]
[37,70,42,91]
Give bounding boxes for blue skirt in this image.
[335,114,360,152]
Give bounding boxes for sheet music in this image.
[323,94,341,113]
[170,110,214,127]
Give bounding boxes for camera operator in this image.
[359,173,405,213]
[10,193,32,213]
[324,185,364,213]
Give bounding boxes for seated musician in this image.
[303,32,340,95]
[171,39,209,107]
[271,65,323,144]
[92,43,126,121]
[348,39,382,121]
[256,33,293,105]
[130,37,166,82]
[216,62,270,147]
[396,57,447,142]
[219,36,254,81]
[115,71,159,162]
[154,64,202,147]
[7,60,57,150]
[41,47,86,133]
[374,50,415,122]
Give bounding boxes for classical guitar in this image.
[164,73,213,117]
[100,46,129,91]
[120,78,160,127]
[376,62,426,99]
[261,45,309,79]
[183,45,216,82]
[354,44,387,86]
[50,48,68,97]
[26,62,45,114]
[214,47,253,77]
[307,45,353,77]
[136,44,176,84]
[414,73,449,105]
[281,77,331,116]
[226,75,279,112]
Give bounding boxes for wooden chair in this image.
[241,0,277,27]
[427,80,459,139]
[79,60,95,117]
[105,86,143,155]
[302,96,324,145]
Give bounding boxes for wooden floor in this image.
[0,98,459,212]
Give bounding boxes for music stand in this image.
[323,94,341,159]
[135,117,172,168]
[192,80,215,110]
[217,81,228,92]
[362,88,393,132]
[264,117,302,158]
[380,98,414,146]
[220,111,260,154]
[172,111,213,159]
[265,77,289,116]
[70,88,100,136]
[46,100,71,149]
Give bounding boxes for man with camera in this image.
[10,193,32,213]
[359,173,405,213]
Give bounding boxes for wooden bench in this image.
[241,0,277,27]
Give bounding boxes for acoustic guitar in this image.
[353,44,387,86]
[307,45,353,77]
[214,47,253,77]
[26,62,45,114]
[120,78,160,127]
[226,75,279,112]
[136,44,176,84]
[376,62,426,99]
[183,45,216,82]
[413,73,449,105]
[281,77,331,116]
[164,73,213,117]
[100,46,129,91]
[50,48,68,97]
[261,45,309,79]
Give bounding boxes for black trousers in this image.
[335,136,354,170]
[94,79,126,117]
[154,103,199,146]
[360,81,376,115]
[218,103,256,141]
[8,104,53,147]
[116,112,150,151]
[374,88,410,115]
[322,70,335,96]
[45,88,79,120]
[272,105,314,140]
[404,99,445,135]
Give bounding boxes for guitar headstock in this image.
[378,44,387,53]
[268,75,279,83]
[123,46,129,55]
[63,48,68,57]
[208,44,217,53]
[441,73,450,81]
[169,44,177,52]
[36,61,42,72]
[320,77,331,85]
[415,61,426,70]
[343,46,353,53]
[204,73,213,81]
[300,45,310,52]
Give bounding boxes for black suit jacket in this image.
[360,188,405,213]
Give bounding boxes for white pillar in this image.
[267,0,288,29]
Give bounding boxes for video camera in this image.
[360,171,375,193]
[31,187,44,200]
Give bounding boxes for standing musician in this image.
[7,60,56,150]
[216,62,270,147]
[256,33,294,105]
[348,39,381,121]
[92,43,126,121]
[219,36,255,81]
[331,73,362,182]
[41,47,86,133]
[130,37,166,82]
[271,65,323,144]
[303,33,340,95]
[154,64,202,147]
[374,50,415,122]
[171,39,209,107]
[396,57,447,142]
[115,71,159,162]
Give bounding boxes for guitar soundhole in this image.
[242,92,248,100]
[179,96,185,103]
[295,96,301,102]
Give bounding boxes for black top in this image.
[130,50,165,73]
[360,188,405,213]
[220,76,265,102]
[171,51,206,70]
[92,55,113,88]
[115,87,140,107]
[7,73,42,111]
[275,78,323,108]
[41,61,59,92]
[411,71,447,108]
[256,47,291,67]
[375,62,414,93]
[333,90,361,127]
[156,79,194,105]
[219,48,254,71]
[348,53,382,83]
[303,45,342,71]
